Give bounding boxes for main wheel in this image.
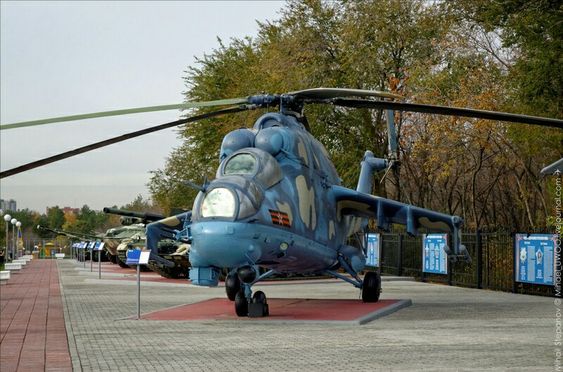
[234,291,248,317]
[225,273,240,301]
[362,271,381,302]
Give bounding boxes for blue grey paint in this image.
[186,111,469,287]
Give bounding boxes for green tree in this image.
[149,0,561,231]
[46,206,65,229]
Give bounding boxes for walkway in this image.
[0,260,72,372]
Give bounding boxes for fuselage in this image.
[188,112,365,285]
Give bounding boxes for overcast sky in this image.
[0,0,284,213]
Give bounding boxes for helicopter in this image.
[2,88,561,317]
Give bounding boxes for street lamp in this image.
[16,221,22,258]
[3,214,10,261]
[11,218,17,262]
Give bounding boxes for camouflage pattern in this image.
[188,111,467,286]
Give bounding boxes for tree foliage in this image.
[149,0,561,230]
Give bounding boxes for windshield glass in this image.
[224,153,257,175]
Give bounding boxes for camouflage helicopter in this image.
[2,88,561,317]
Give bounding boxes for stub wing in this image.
[330,185,470,262]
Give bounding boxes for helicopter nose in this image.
[189,221,262,269]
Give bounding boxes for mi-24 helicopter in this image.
[1,88,561,317]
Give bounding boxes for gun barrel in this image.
[36,225,98,240]
[103,207,165,222]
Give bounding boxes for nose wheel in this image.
[249,291,269,317]
[234,291,248,316]
[231,266,270,317]
[225,272,240,301]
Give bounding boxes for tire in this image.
[225,273,240,301]
[252,290,268,316]
[234,291,248,317]
[252,291,267,304]
[362,271,381,303]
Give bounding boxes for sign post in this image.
[95,242,105,279]
[126,249,150,319]
[88,241,95,272]
[82,242,87,268]
[422,234,449,276]
[514,234,557,287]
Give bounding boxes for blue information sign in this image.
[126,249,141,265]
[94,242,104,251]
[423,234,448,275]
[515,234,557,286]
[365,233,381,267]
[126,249,149,265]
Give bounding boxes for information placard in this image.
[94,242,105,251]
[126,249,150,265]
[365,233,381,267]
[422,234,448,275]
[515,234,557,286]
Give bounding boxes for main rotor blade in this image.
[0,97,248,130]
[290,87,402,100]
[0,106,249,179]
[331,99,563,128]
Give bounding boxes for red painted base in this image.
[140,298,411,324]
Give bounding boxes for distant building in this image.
[46,206,80,215]
[63,207,80,215]
[0,199,17,212]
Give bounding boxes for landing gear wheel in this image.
[251,290,269,316]
[234,291,248,317]
[362,271,381,303]
[225,273,240,301]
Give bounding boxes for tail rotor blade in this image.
[0,105,250,179]
[0,97,248,130]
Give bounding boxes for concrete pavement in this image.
[55,259,557,371]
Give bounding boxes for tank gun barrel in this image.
[36,225,99,240]
[103,207,165,223]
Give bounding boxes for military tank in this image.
[115,229,147,268]
[36,225,104,261]
[104,208,192,279]
[103,208,163,268]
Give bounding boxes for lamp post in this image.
[16,221,22,258]
[11,218,17,262]
[3,214,10,261]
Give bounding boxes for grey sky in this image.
[0,0,284,213]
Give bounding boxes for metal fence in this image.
[378,230,557,297]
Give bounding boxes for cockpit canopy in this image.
[217,147,282,189]
[193,148,283,222]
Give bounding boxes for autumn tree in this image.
[149,0,561,231]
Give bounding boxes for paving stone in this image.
[53,259,556,371]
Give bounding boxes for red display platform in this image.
[140,298,411,325]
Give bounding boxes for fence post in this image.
[476,229,483,289]
[397,234,403,276]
